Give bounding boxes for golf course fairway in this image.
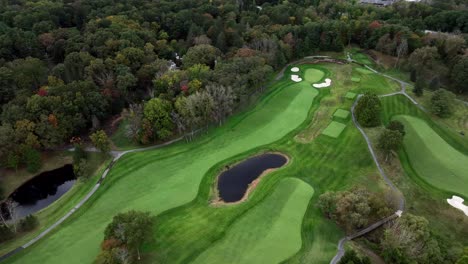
[6,76,319,264]
[192,178,314,264]
[395,115,468,197]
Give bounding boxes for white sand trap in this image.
[291,74,302,82]
[447,195,468,216]
[313,78,332,88]
[291,67,300,72]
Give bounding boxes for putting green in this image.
[395,115,468,197]
[7,78,318,264]
[192,178,314,264]
[304,68,325,83]
[322,121,346,138]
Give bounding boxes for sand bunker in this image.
[291,74,302,82]
[291,67,300,72]
[313,78,332,88]
[447,195,468,216]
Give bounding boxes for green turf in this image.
[394,115,468,197]
[192,178,314,264]
[6,63,390,264]
[304,68,325,83]
[355,67,373,75]
[322,121,347,138]
[333,109,350,122]
[345,92,357,100]
[6,74,319,264]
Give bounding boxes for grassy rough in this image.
[394,115,468,197]
[192,178,314,264]
[322,121,347,138]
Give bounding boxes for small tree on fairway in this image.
[355,93,381,127]
[430,89,455,118]
[387,120,405,136]
[378,129,403,162]
[90,130,111,154]
[103,210,155,261]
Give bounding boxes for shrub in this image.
[387,120,405,136]
[18,215,39,232]
[0,224,15,242]
[25,148,42,173]
[430,89,455,118]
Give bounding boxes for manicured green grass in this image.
[394,115,468,197]
[352,69,400,95]
[377,94,468,249]
[322,121,347,138]
[345,92,357,100]
[192,178,314,264]
[304,68,325,84]
[355,67,373,75]
[333,109,350,122]
[6,62,390,264]
[6,74,319,264]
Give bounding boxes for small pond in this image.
[1,164,76,219]
[217,153,287,203]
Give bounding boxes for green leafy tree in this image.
[378,129,403,162]
[90,130,111,154]
[24,148,41,173]
[430,89,455,118]
[387,120,405,136]
[103,210,155,261]
[456,247,468,264]
[381,213,442,264]
[182,44,220,68]
[339,250,371,264]
[451,57,468,94]
[143,98,174,141]
[355,94,381,127]
[317,192,336,219]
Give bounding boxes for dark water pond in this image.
[2,164,76,219]
[217,153,287,203]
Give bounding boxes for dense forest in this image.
[0,0,467,172]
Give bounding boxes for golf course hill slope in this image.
[394,115,468,198]
[4,72,318,264]
[192,178,314,264]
